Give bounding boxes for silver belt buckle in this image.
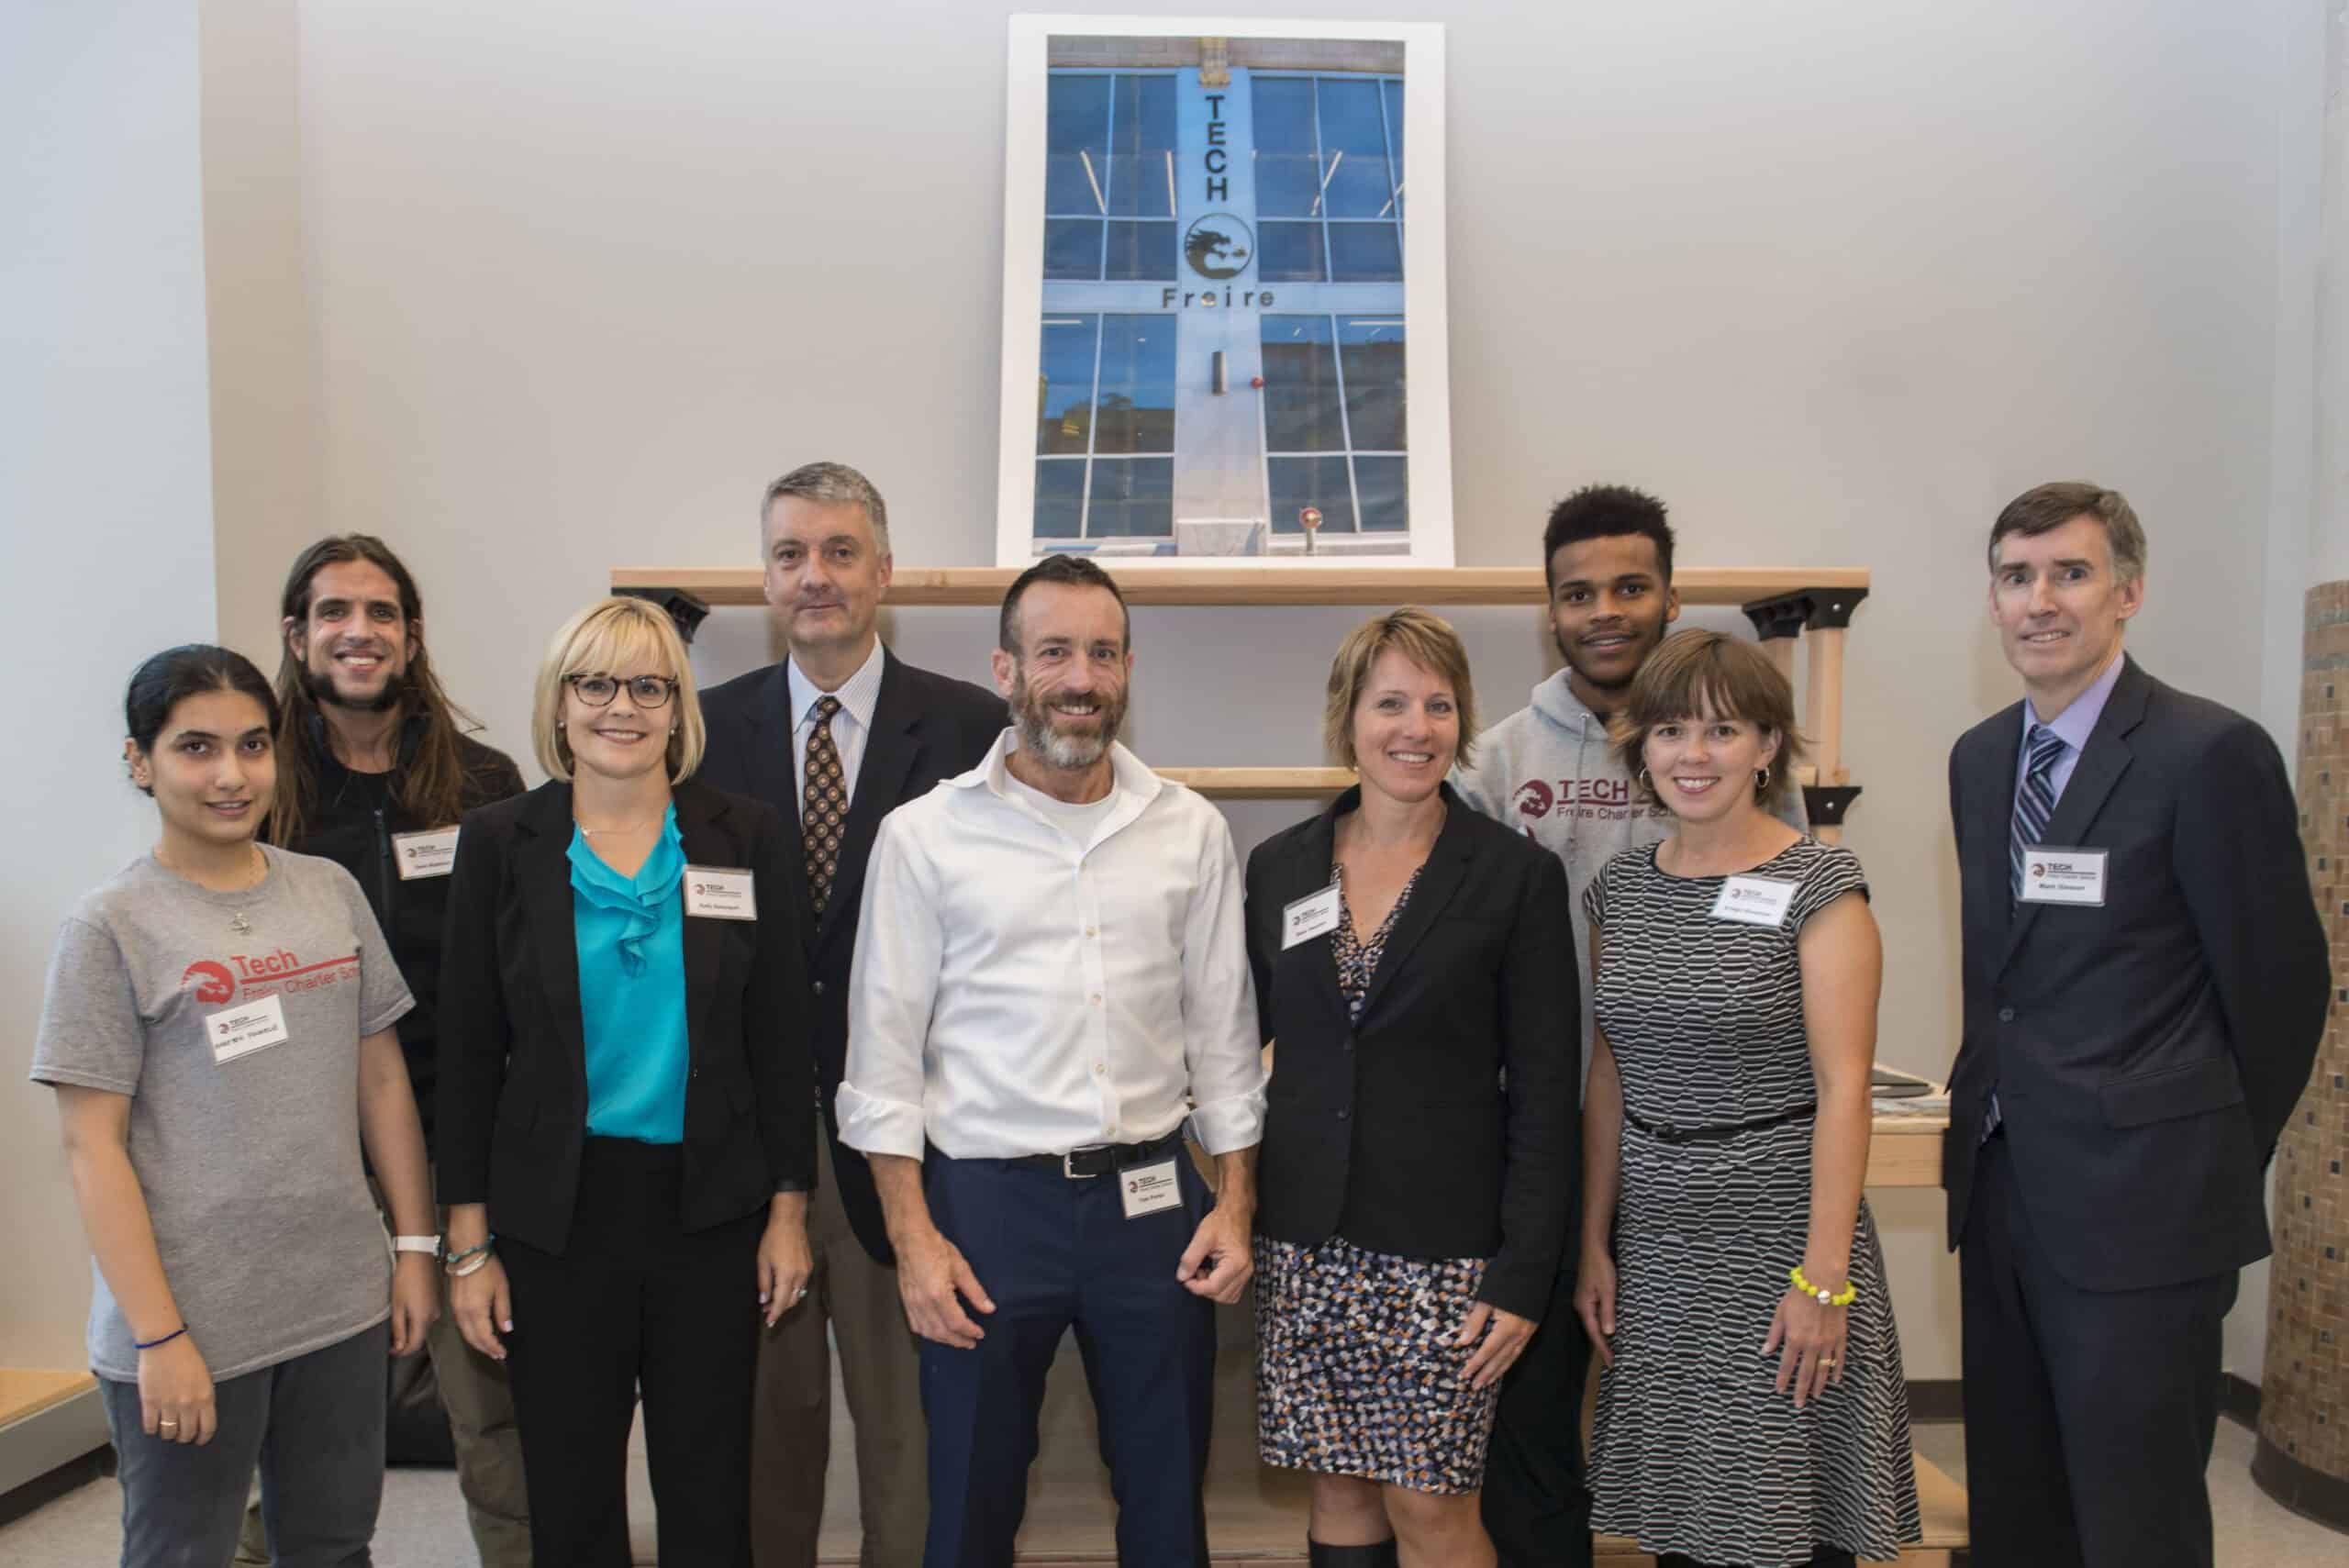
[1063,1148,1101,1179]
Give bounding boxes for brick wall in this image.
[2261,579,2348,1481]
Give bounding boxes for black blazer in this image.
[436,778,815,1255]
[697,647,1005,1263]
[1243,784,1577,1318]
[1943,656,2328,1291]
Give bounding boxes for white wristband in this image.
[392,1235,442,1258]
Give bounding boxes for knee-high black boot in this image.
[1308,1540,1400,1566]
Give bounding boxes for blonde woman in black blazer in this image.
[1244,607,1575,1568]
[438,596,815,1567]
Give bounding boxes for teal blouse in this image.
[569,806,689,1144]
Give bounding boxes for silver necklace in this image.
[159,844,266,931]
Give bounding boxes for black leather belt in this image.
[1010,1129,1185,1179]
[1624,1102,1817,1144]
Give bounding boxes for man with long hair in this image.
[254,535,530,1566]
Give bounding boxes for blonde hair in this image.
[532,597,706,783]
[1322,606,1479,772]
[1610,628,1805,809]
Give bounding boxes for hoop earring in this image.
[1637,767,1653,795]
[1754,766,1771,795]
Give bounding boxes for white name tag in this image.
[1282,883,1341,950]
[1119,1157,1183,1219]
[393,827,461,880]
[2019,848,2108,906]
[1710,874,1798,928]
[206,991,290,1064]
[684,865,757,921]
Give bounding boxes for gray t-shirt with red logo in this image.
[30,846,414,1383]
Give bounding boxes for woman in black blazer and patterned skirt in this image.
[1244,607,1576,1568]
[437,596,816,1567]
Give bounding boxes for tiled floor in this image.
[6,1355,2343,1566]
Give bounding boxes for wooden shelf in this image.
[0,1368,96,1428]
[611,565,1868,609]
[1156,767,1352,798]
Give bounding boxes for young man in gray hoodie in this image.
[1458,484,1807,1568]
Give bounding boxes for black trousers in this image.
[1481,1245,1593,1568]
[1958,1131,2236,1568]
[501,1138,766,1568]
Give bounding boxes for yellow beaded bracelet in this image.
[1789,1264,1857,1307]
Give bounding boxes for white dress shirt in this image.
[838,732,1266,1162]
[785,639,887,802]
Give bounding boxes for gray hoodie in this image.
[1451,669,1809,1096]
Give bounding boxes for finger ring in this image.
[158,1419,178,1429]
[1820,1357,1837,1367]
[793,1286,807,1301]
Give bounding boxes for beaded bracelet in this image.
[442,1238,495,1273]
[1789,1264,1857,1307]
[135,1325,188,1351]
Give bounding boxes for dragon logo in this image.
[182,961,236,1005]
[1183,214,1253,280]
[1513,779,1555,820]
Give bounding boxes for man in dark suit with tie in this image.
[699,462,1004,1568]
[1944,482,2328,1568]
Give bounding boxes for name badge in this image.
[393,827,461,881]
[207,991,290,1064]
[2019,849,2108,906]
[1282,883,1341,950]
[1119,1157,1183,1219]
[684,865,757,921]
[1710,875,1798,928]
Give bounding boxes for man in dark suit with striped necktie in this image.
[1943,482,2327,1567]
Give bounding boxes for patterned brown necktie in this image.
[802,695,847,917]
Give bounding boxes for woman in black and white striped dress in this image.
[1574,630,1919,1568]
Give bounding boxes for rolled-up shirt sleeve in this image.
[838,812,942,1161]
[1180,814,1266,1154]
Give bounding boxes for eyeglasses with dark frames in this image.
[564,673,678,709]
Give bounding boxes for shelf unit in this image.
[612,564,1870,836]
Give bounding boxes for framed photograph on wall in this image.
[996,15,1453,567]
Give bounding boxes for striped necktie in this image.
[2009,723,2067,902]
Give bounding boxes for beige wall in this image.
[186,0,2319,1382]
[2,0,218,1368]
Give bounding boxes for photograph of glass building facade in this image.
[1029,36,1412,557]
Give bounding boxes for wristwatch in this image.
[392,1235,443,1260]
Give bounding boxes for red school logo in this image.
[184,949,359,1004]
[182,962,236,1005]
[1513,780,1555,819]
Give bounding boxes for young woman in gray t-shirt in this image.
[29,645,439,1566]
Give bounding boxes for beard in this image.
[304,660,408,715]
[1009,666,1127,771]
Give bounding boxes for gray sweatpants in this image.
[101,1320,388,1568]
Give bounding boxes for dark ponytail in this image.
[125,645,281,795]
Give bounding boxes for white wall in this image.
[2241,0,2329,1391]
[2,0,218,1368]
[195,0,2319,1380]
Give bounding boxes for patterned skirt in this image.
[1254,1234,1498,1494]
